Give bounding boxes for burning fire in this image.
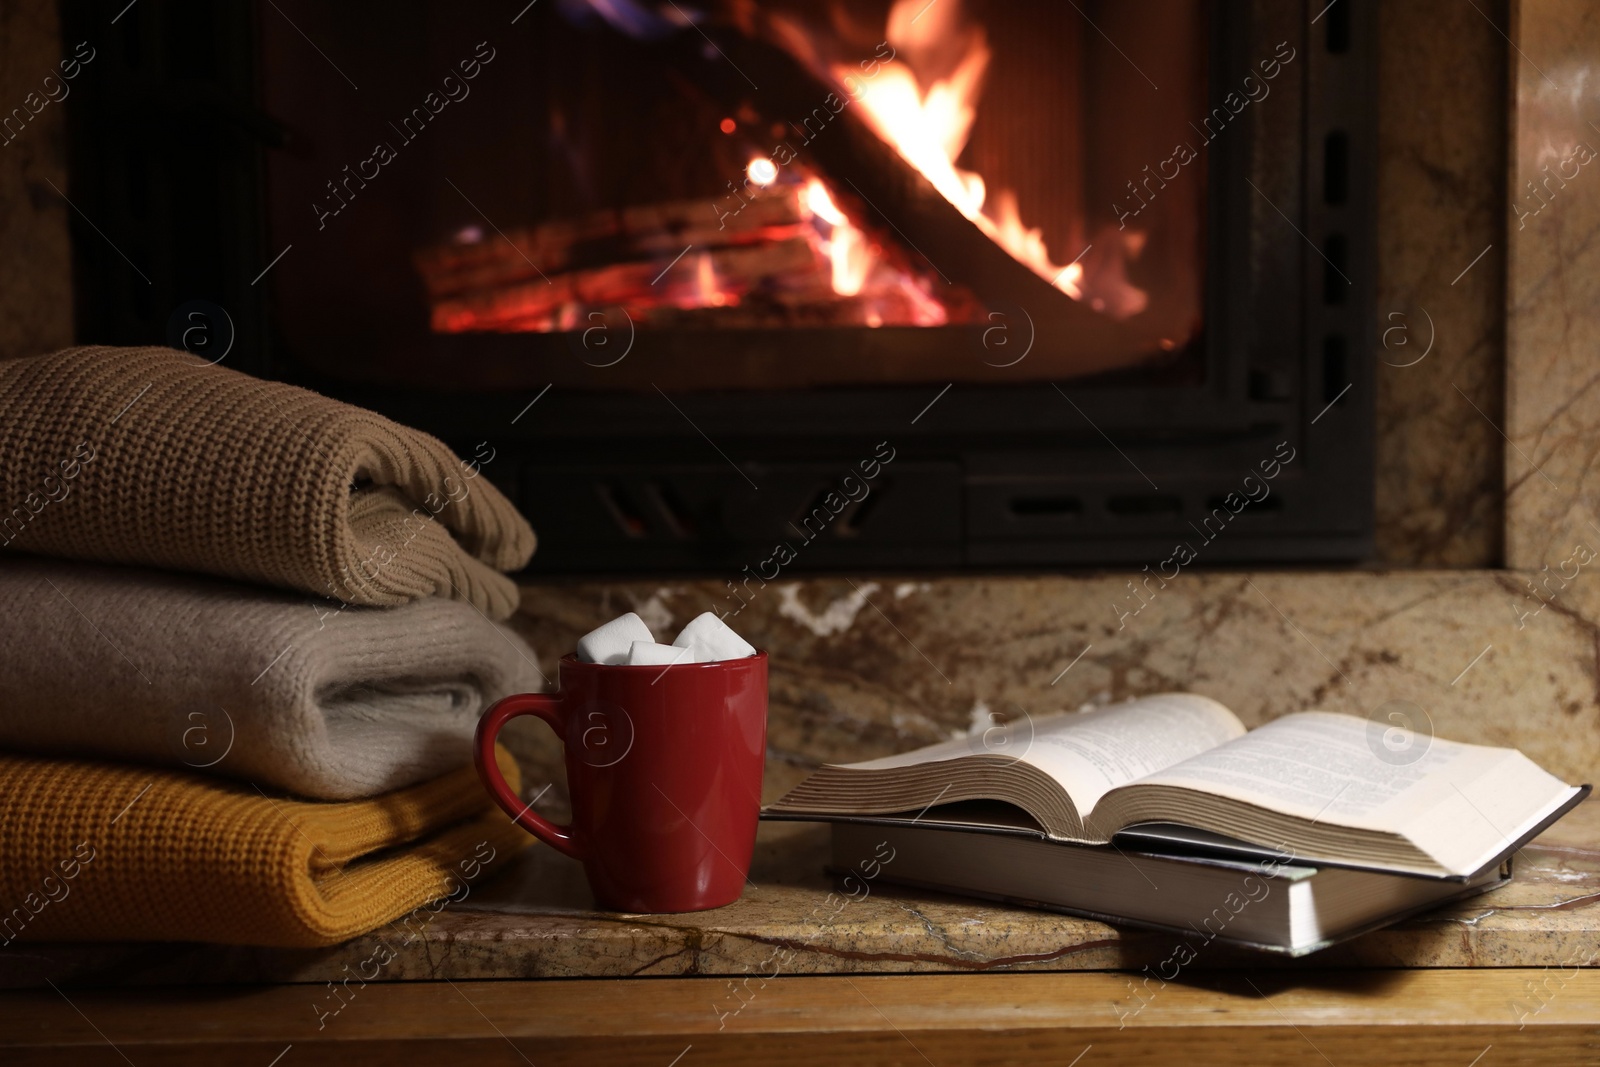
[416,0,1163,336]
[804,180,867,297]
[803,179,946,325]
[837,0,1103,304]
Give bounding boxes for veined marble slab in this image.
[4,800,1595,991]
[1507,3,1600,568]
[1375,0,1507,566]
[505,572,1600,793]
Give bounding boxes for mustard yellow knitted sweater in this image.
[0,346,536,619]
[0,748,530,947]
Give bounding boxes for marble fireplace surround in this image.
[503,569,1600,803]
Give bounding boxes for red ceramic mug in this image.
[475,651,768,913]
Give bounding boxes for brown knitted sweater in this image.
[0,346,535,618]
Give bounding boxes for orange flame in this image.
[836,0,1091,301]
[802,179,946,325]
[805,180,870,296]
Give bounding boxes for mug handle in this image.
[475,693,583,861]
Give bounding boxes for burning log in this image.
[427,234,818,332]
[417,182,978,333]
[414,192,810,300]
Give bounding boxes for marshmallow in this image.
[576,612,655,665]
[627,640,699,666]
[673,612,756,663]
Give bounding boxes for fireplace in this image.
[62,0,1375,572]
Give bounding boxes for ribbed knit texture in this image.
[0,345,536,619]
[0,558,546,799]
[0,748,530,947]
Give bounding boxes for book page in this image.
[1010,694,1245,814]
[1121,711,1496,832]
[832,694,1243,820]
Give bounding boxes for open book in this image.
[767,694,1588,878]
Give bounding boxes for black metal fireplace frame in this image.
[61,0,1375,574]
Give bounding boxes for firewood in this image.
[415,189,811,299]
[428,235,828,332]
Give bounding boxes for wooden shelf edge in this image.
[2,969,1597,1066]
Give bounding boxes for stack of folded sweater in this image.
[0,346,544,947]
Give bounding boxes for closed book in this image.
[827,811,1510,956]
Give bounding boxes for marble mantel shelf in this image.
[7,800,1596,990]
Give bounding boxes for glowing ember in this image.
[835,0,1140,314]
[693,250,729,307]
[746,157,778,187]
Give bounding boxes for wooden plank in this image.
[1,970,1596,1065]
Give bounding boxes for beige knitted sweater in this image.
[0,558,547,799]
[0,346,535,618]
